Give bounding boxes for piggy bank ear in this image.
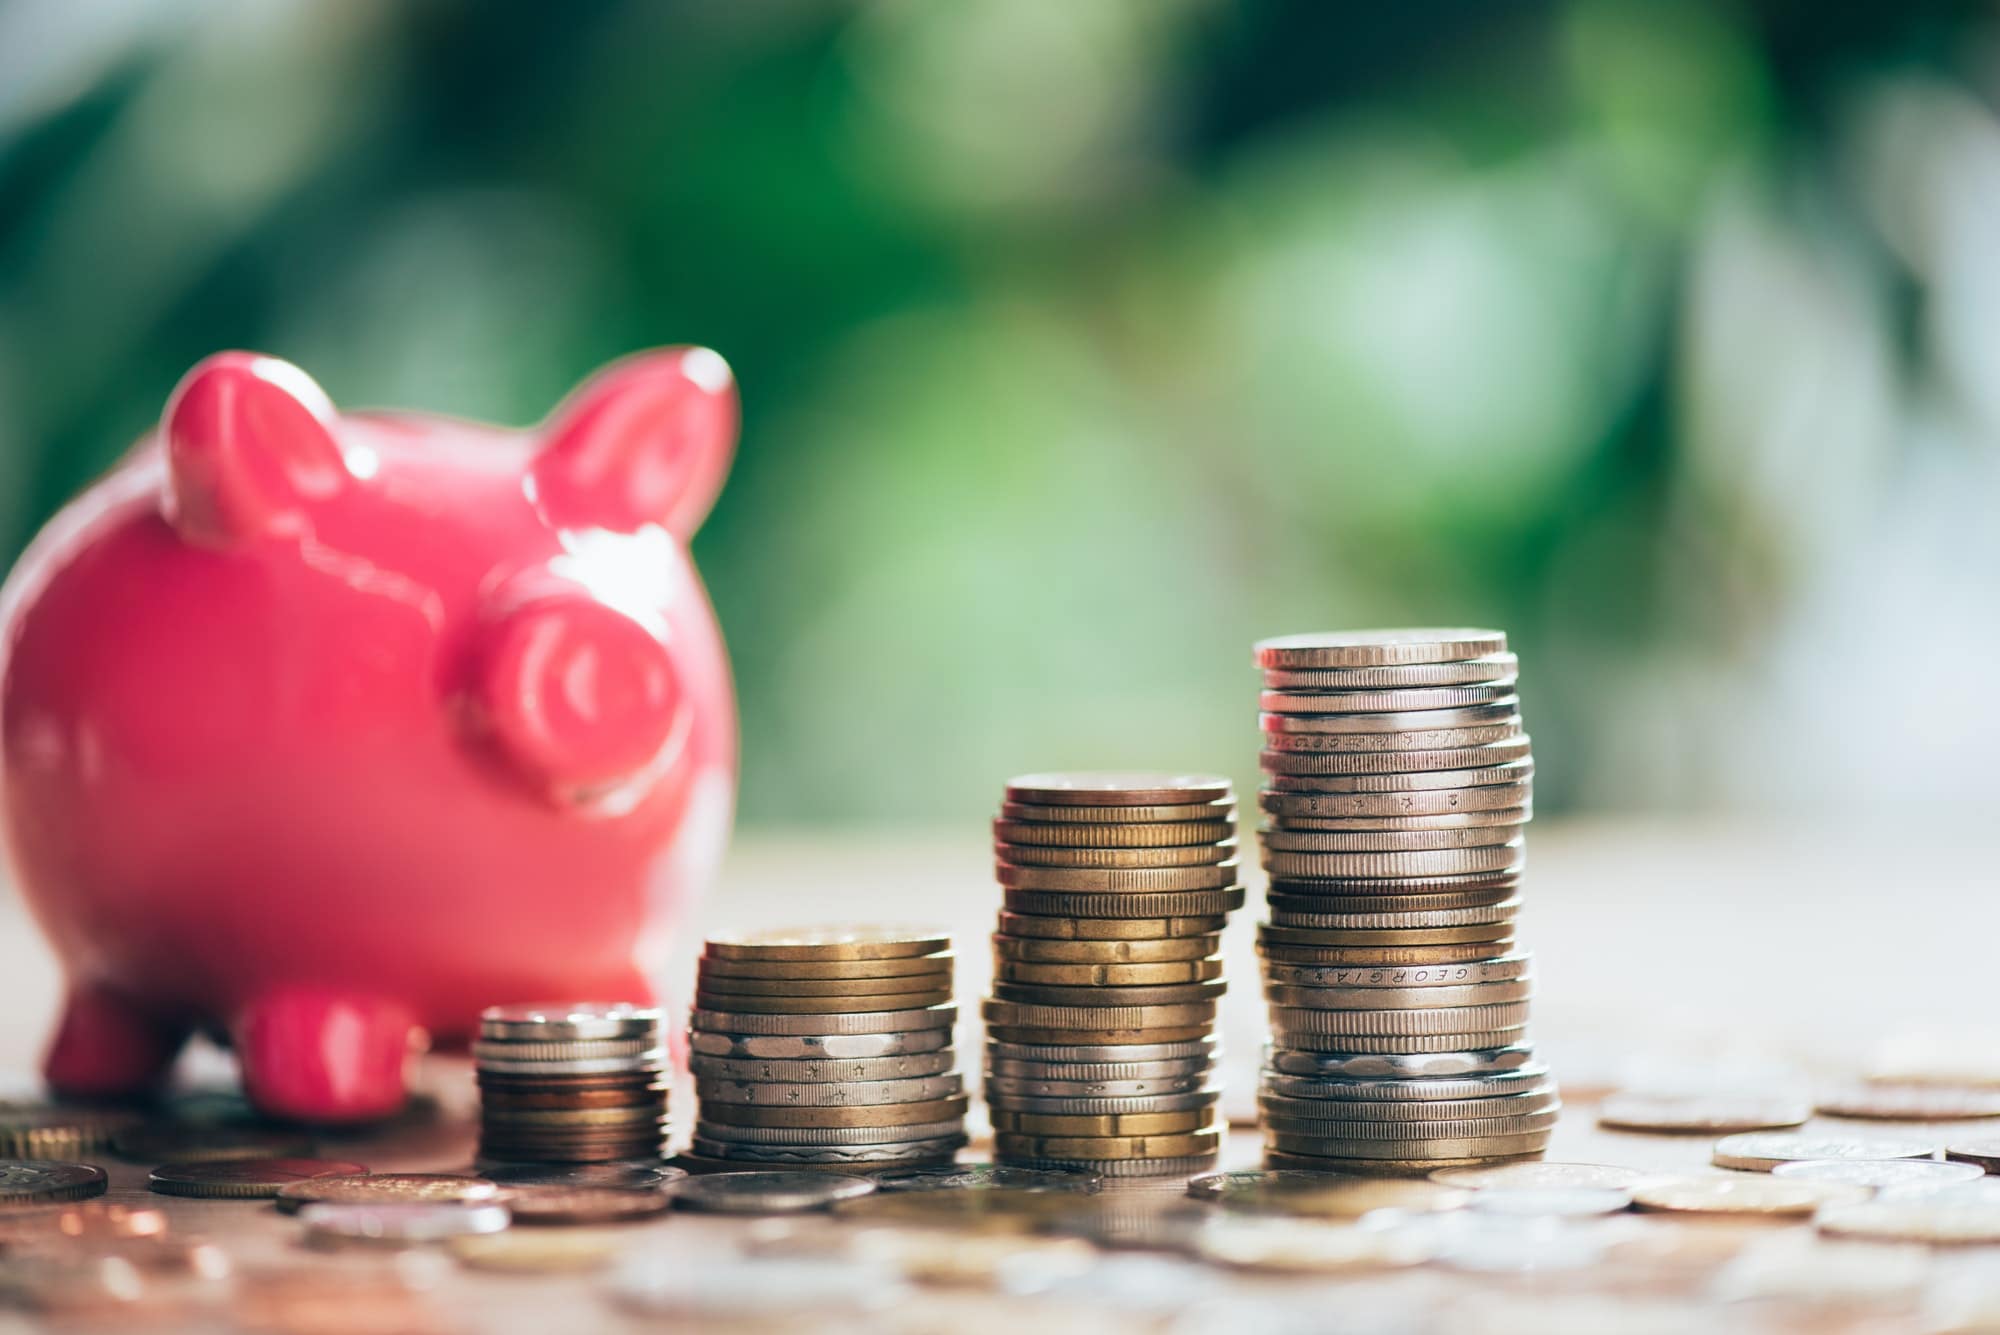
[474,596,682,796]
[531,347,737,539]
[162,352,349,546]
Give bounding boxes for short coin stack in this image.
[687,928,968,1171]
[982,772,1242,1178]
[475,1002,670,1163]
[1251,629,1556,1174]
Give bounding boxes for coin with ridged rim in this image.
[149,1158,370,1199]
[1633,1175,1868,1217]
[0,1160,108,1206]
[1712,1132,1941,1172]
[1263,654,1517,689]
[704,928,951,962]
[276,1174,499,1214]
[1186,1169,1469,1214]
[994,934,1220,964]
[1254,629,1508,668]
[996,911,1225,941]
[1598,1094,1812,1134]
[1260,784,1532,819]
[479,1002,661,1042]
[1267,759,1534,794]
[1772,1158,1983,1191]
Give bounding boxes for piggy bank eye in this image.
[474,598,681,796]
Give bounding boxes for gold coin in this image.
[1632,1175,1868,1218]
[692,1096,970,1129]
[704,926,952,962]
[996,861,1240,892]
[1001,801,1234,824]
[991,819,1236,848]
[991,979,1227,1008]
[696,953,953,980]
[994,957,1223,986]
[1004,773,1234,806]
[994,1126,1222,1160]
[993,934,1220,963]
[692,970,951,998]
[691,989,954,1014]
[996,912,1225,941]
[986,1025,1216,1047]
[276,1174,499,1214]
[0,1106,137,1158]
[987,1109,1212,1136]
[996,842,1237,870]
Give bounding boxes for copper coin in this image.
[148,1158,369,1199]
[499,1185,674,1224]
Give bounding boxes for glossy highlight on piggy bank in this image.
[0,348,738,1122]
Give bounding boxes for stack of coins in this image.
[475,1002,669,1163]
[982,772,1242,1179]
[1251,630,1555,1174]
[687,928,968,1171]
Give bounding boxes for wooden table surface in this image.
[1,818,1997,1331]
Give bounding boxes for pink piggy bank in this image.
[0,348,738,1122]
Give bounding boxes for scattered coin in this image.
[480,1162,687,1191]
[1632,1175,1868,1217]
[148,1158,369,1199]
[870,1162,1102,1192]
[1468,1187,1632,1216]
[297,1201,512,1247]
[672,1171,877,1214]
[1598,1093,1813,1134]
[1771,1158,1985,1192]
[1946,1140,2000,1173]
[498,1185,674,1224]
[0,1105,138,1158]
[1193,1217,1435,1273]
[1187,1169,1469,1216]
[0,1160,108,1206]
[1712,1132,1942,1172]
[275,1173,500,1214]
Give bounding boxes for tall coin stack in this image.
[1251,630,1556,1174]
[476,1002,670,1163]
[982,772,1242,1179]
[686,928,969,1171]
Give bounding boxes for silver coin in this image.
[983,1088,1222,1116]
[1266,759,1534,794]
[1712,1132,1943,1172]
[1257,956,1531,988]
[1260,740,1532,778]
[688,1029,954,1061]
[471,1036,660,1063]
[1258,1088,1560,1124]
[298,1201,511,1246]
[480,1163,686,1191]
[867,1163,1100,1192]
[1264,810,1531,837]
[1253,629,1509,669]
[1264,907,1521,935]
[982,1074,1211,1099]
[690,1005,957,1037]
[1467,1187,1632,1217]
[983,1056,1215,1083]
[1261,702,1522,734]
[1259,784,1532,820]
[998,1154,1220,1180]
[1261,654,1517,689]
[694,1118,967,1147]
[1260,843,1525,878]
[1260,723,1524,754]
[690,1135,966,1165]
[1269,1002,1530,1035]
[474,1049,667,1076]
[1771,1158,1985,1192]
[1259,825,1523,853]
[688,1050,958,1084]
[1259,684,1518,714]
[1258,1065,1553,1102]
[673,1171,877,1214]
[1261,980,1532,1011]
[694,1074,963,1107]
[1265,1040,1532,1069]
[479,1001,662,1042]
[984,1038,1217,1066]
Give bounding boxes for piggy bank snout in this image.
[474,597,684,796]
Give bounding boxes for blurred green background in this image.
[4,0,1998,825]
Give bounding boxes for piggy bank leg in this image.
[234,990,419,1124]
[43,985,189,1099]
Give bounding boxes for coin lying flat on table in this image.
[450,1230,626,1274]
[1816,1084,2000,1120]
[1711,1132,1943,1172]
[1469,1187,1632,1216]
[1429,1161,1649,1190]
[673,1171,878,1214]
[1772,1158,1985,1192]
[1186,1169,1469,1215]
[1632,1175,1867,1218]
[149,1158,370,1199]
[1817,1198,2000,1244]
[481,1163,687,1191]
[298,1201,511,1247]
[870,1162,1102,1192]
[499,1186,675,1224]
[1597,1094,1813,1134]
[0,1160,108,1205]
[276,1174,500,1214]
